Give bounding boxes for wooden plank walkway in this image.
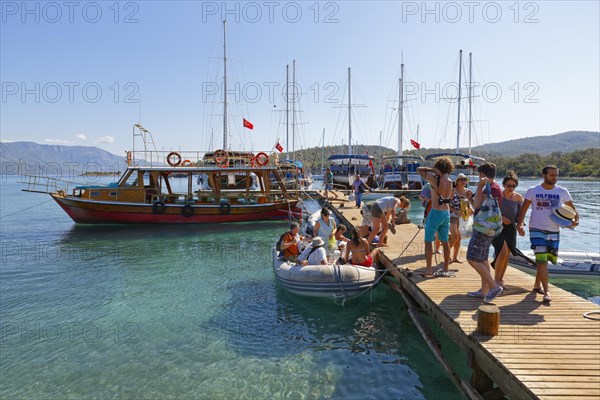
[331,203,600,400]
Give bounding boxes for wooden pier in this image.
[330,203,600,400]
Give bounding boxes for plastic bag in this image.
[348,193,355,202]
[459,215,473,238]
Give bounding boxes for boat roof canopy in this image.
[327,154,374,161]
[425,152,485,161]
[383,155,424,161]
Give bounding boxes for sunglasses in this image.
[457,178,467,182]
[505,184,517,188]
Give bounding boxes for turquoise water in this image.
[1,176,598,398]
[1,176,461,399]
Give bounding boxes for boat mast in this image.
[398,63,404,161]
[286,64,289,160]
[348,67,352,156]
[378,130,382,174]
[321,128,325,174]
[468,52,473,155]
[456,49,462,154]
[292,60,296,162]
[416,124,420,145]
[223,20,228,150]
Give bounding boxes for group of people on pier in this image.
[417,158,578,304]
[281,158,579,304]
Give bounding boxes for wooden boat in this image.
[509,250,600,279]
[272,247,379,298]
[23,151,300,224]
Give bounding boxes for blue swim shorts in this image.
[424,209,450,243]
[530,229,560,265]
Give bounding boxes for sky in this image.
[1,0,599,158]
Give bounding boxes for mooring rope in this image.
[583,311,600,321]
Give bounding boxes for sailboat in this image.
[327,68,375,189]
[380,63,425,190]
[426,50,484,185]
[21,21,300,224]
[278,60,313,191]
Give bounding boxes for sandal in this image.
[532,287,544,294]
[543,293,552,302]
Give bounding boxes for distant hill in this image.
[0,141,126,176]
[471,131,599,157]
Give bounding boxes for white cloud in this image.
[96,136,115,144]
[75,134,87,140]
[45,139,74,144]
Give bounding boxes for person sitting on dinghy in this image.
[298,237,328,266]
[281,222,307,262]
[334,225,350,254]
[344,228,379,267]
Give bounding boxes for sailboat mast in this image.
[398,63,404,160]
[292,60,296,161]
[286,64,289,160]
[348,67,352,156]
[416,124,420,151]
[456,49,463,154]
[468,52,473,155]
[223,20,228,150]
[321,128,325,174]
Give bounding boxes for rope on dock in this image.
[583,311,600,321]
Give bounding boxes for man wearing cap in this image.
[297,237,328,266]
[281,222,306,262]
[517,165,579,303]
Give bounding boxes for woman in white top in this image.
[313,207,336,244]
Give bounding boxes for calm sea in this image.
[1,175,598,399]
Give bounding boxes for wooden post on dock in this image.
[476,304,500,337]
[469,305,501,396]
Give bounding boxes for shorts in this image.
[355,255,373,267]
[450,215,459,225]
[466,230,495,262]
[370,203,384,218]
[361,203,374,227]
[325,183,333,190]
[530,229,560,264]
[424,209,450,243]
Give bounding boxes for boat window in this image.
[123,172,138,187]
[143,172,151,187]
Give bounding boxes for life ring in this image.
[255,152,269,166]
[213,150,229,168]
[219,201,231,215]
[180,159,193,167]
[181,204,194,217]
[167,152,182,167]
[152,201,166,214]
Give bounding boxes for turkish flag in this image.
[243,118,254,130]
[275,142,283,152]
[368,159,374,172]
[410,139,421,149]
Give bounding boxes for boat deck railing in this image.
[127,149,286,168]
[19,174,78,195]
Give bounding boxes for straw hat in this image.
[550,204,576,227]
[455,173,469,183]
[312,237,325,247]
